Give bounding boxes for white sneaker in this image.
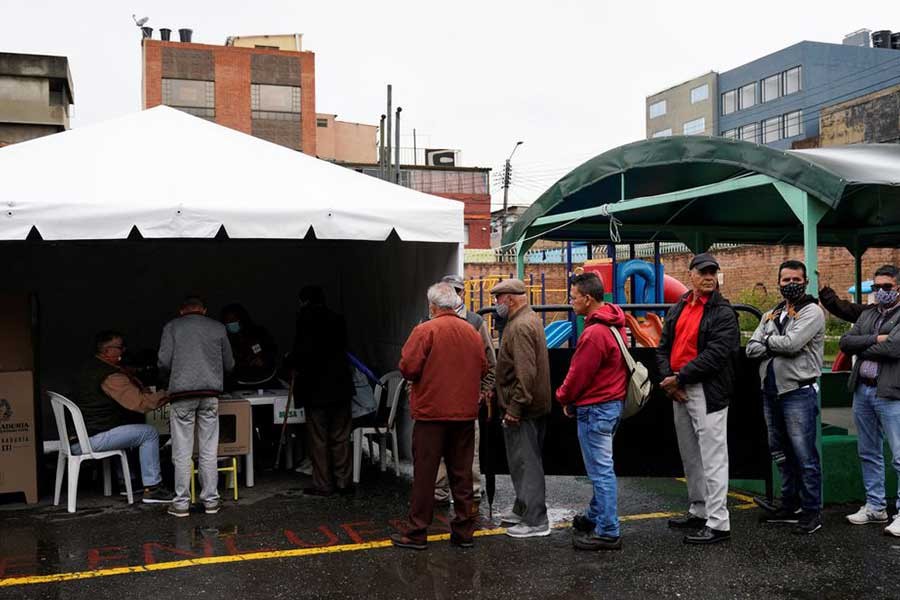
[499,511,522,526]
[885,514,900,537]
[505,522,551,538]
[846,504,889,525]
[294,459,313,476]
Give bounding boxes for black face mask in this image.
[779,282,806,303]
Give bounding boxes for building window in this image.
[722,129,738,140]
[739,122,759,143]
[652,128,672,138]
[251,84,301,120]
[721,90,737,115]
[683,117,706,136]
[316,118,328,127]
[783,66,802,95]
[649,100,667,119]
[464,224,470,245]
[762,74,781,102]
[162,79,215,118]
[739,83,756,110]
[690,84,709,104]
[763,116,782,143]
[783,110,803,138]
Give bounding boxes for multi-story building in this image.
[142,33,316,154]
[0,52,74,147]
[718,41,900,150]
[315,113,377,163]
[646,34,900,150]
[818,81,900,146]
[645,72,718,139]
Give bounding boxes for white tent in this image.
[0,107,464,443]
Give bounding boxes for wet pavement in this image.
[1,469,899,600]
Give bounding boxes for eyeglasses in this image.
[873,284,895,292]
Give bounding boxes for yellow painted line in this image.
[1,479,763,588]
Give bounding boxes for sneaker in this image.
[793,511,823,535]
[505,522,551,538]
[142,485,175,504]
[667,513,706,530]
[449,534,474,548]
[760,506,802,524]
[884,514,900,537]
[846,505,889,525]
[167,505,190,518]
[683,526,730,545]
[572,531,622,551]
[500,511,523,526]
[294,459,313,476]
[572,514,595,534]
[204,501,221,515]
[390,533,427,550]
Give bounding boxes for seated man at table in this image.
[220,303,278,389]
[72,330,174,503]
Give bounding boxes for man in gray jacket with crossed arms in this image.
[746,260,825,535]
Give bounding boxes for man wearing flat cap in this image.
[491,278,552,538]
[656,253,740,545]
[432,275,497,504]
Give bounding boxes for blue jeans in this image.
[71,424,162,488]
[763,386,822,512]
[853,384,900,512]
[576,401,622,537]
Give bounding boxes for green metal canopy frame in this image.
[502,136,900,293]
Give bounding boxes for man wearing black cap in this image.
[656,253,740,544]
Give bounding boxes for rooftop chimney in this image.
[178,28,193,43]
[159,28,171,41]
[141,26,153,39]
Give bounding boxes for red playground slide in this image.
[625,313,663,347]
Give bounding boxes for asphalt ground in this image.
[1,469,899,600]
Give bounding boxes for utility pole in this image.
[501,141,524,238]
[386,85,392,183]
[395,106,402,184]
[379,114,386,179]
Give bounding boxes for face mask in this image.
[875,288,899,306]
[226,322,241,334]
[495,303,509,319]
[779,282,806,303]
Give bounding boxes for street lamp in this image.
[501,141,524,240]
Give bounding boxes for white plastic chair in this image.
[48,392,134,513]
[352,370,404,483]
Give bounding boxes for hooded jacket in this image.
[556,303,628,407]
[746,295,825,396]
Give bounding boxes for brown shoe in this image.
[390,533,427,550]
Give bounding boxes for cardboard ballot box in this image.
[0,371,38,503]
[148,398,251,456]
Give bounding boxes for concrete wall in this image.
[315,114,377,163]
[719,41,900,150]
[142,40,316,156]
[645,72,718,138]
[229,34,302,51]
[819,82,900,145]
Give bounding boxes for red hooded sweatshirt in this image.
[556,303,628,407]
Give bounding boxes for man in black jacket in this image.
[656,253,740,545]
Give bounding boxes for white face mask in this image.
[495,302,509,319]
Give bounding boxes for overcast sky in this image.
[1,0,896,207]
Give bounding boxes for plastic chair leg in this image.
[53,453,65,506]
[380,433,388,472]
[232,458,238,501]
[391,430,400,477]
[352,429,362,484]
[103,459,112,497]
[66,457,82,513]
[119,452,134,505]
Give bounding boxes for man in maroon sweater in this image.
[556,273,628,551]
[392,282,488,550]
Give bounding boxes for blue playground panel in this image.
[545,320,573,348]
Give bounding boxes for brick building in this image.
[142,37,316,154]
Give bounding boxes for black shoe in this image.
[792,511,823,535]
[753,496,780,513]
[684,526,730,545]
[572,514,595,534]
[142,485,175,504]
[303,486,333,497]
[449,534,474,548]
[760,506,802,524]
[390,533,427,550]
[668,514,706,530]
[573,531,622,551]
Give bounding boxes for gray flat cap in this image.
[490,278,527,295]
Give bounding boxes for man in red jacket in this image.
[391,282,488,550]
[556,273,628,551]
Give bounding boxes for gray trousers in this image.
[673,383,730,531]
[170,397,220,509]
[503,417,548,527]
[435,419,481,501]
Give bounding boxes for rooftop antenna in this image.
[132,14,149,26]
